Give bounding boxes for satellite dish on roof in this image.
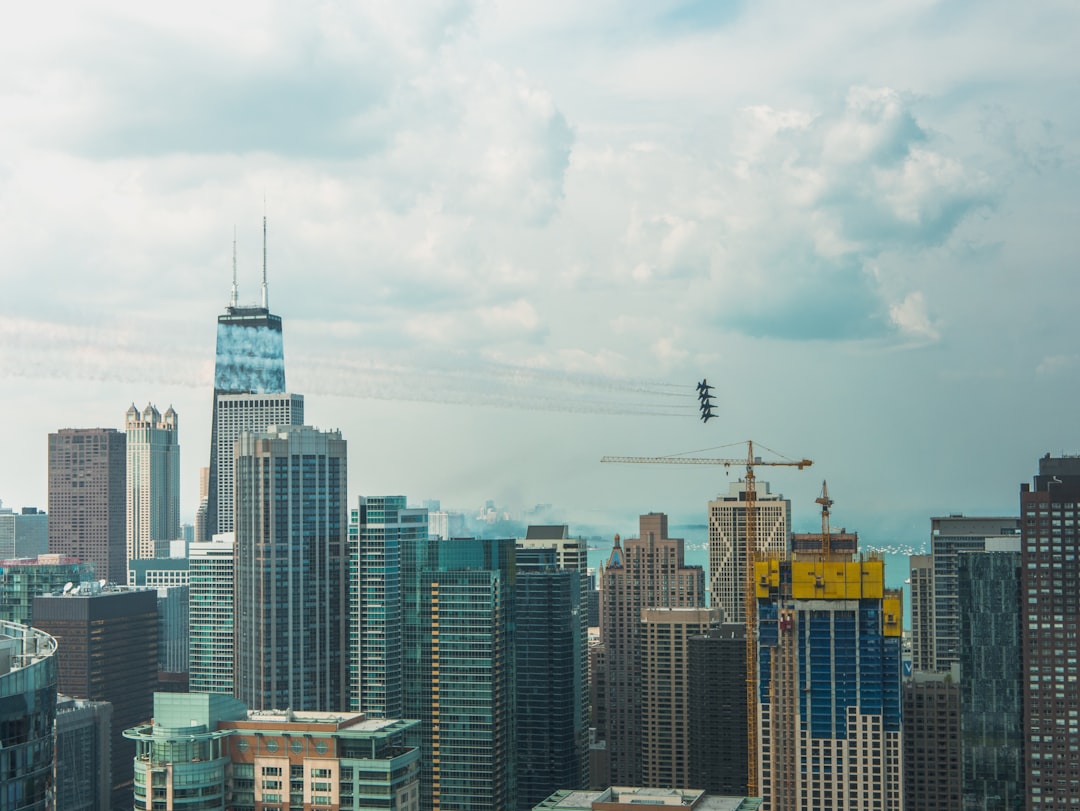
[62,582,73,594]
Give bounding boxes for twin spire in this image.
[229,215,270,310]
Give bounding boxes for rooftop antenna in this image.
[230,226,239,308]
[261,199,269,309]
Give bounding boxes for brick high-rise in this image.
[600,513,705,786]
[1020,454,1080,807]
[48,427,127,583]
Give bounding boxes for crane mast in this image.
[601,440,811,795]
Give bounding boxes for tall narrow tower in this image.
[348,495,428,718]
[205,225,287,540]
[1020,454,1080,807]
[402,536,518,811]
[125,402,180,564]
[600,513,705,786]
[233,425,347,712]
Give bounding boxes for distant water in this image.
[586,532,919,629]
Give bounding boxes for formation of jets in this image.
[697,380,716,422]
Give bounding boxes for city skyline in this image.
[1,3,1078,544]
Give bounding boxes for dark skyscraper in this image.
[689,624,748,795]
[233,425,347,712]
[402,536,517,811]
[1020,454,1080,808]
[515,547,588,809]
[205,222,287,540]
[32,587,157,810]
[903,674,962,811]
[958,549,1024,810]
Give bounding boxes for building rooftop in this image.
[534,788,762,811]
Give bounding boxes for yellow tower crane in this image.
[601,440,812,796]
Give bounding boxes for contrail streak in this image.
[0,316,701,417]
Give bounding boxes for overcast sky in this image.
[1,1,1077,542]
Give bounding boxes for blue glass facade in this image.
[206,306,286,539]
[756,557,904,810]
[402,537,516,811]
[515,558,587,810]
[348,496,428,718]
[0,622,58,811]
[958,550,1024,811]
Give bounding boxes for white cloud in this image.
[888,291,940,343]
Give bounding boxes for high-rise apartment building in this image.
[958,549,1024,811]
[640,606,720,789]
[348,496,427,718]
[0,554,94,626]
[234,425,347,712]
[688,624,748,795]
[1020,454,1080,807]
[0,504,47,559]
[55,695,112,811]
[0,622,58,811]
[756,548,904,811]
[125,402,180,564]
[33,586,158,809]
[213,392,304,536]
[188,534,235,695]
[709,481,790,623]
[515,547,589,809]
[600,513,705,786]
[518,525,589,571]
[903,672,961,810]
[124,692,422,811]
[920,515,1021,672]
[48,427,127,583]
[402,536,517,811]
[909,554,935,673]
[205,242,288,540]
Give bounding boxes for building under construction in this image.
[755,535,903,810]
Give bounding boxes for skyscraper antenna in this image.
[230,226,239,308]
[262,211,268,309]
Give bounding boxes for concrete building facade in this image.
[48,427,127,584]
[124,403,180,564]
[125,692,424,811]
[1020,454,1080,808]
[640,606,720,789]
[708,481,790,624]
[213,392,304,537]
[600,513,705,786]
[188,535,236,695]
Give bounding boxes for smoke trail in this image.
[0,316,700,417]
